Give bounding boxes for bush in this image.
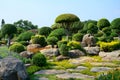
[57,40,68,48]
[46,36,58,46]
[95,69,120,80]
[97,40,120,52]
[27,65,40,75]
[9,43,25,53]
[17,31,35,41]
[32,53,47,67]
[19,41,29,46]
[31,35,47,47]
[59,44,68,56]
[72,33,83,41]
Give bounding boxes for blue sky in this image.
[0,0,120,27]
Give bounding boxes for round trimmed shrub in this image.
[57,40,68,48]
[59,44,68,56]
[72,33,83,41]
[46,36,58,46]
[32,53,47,67]
[9,43,25,53]
[31,35,47,47]
[67,41,81,50]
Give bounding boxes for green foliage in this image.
[97,40,120,52]
[55,13,80,23]
[102,27,111,36]
[17,31,35,41]
[31,35,47,47]
[95,69,120,80]
[14,19,38,31]
[97,18,110,30]
[27,65,40,75]
[72,33,83,41]
[59,44,69,56]
[57,40,68,48]
[49,28,66,40]
[51,23,62,30]
[95,31,104,37]
[87,23,98,34]
[46,36,58,45]
[111,18,120,30]
[32,53,47,67]
[67,41,82,50]
[1,24,17,36]
[19,41,29,46]
[9,43,25,53]
[38,26,52,37]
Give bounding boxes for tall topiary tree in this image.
[1,24,17,47]
[97,18,110,30]
[87,23,98,35]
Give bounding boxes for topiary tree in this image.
[31,35,47,47]
[38,26,52,37]
[48,28,66,40]
[87,23,98,35]
[97,18,110,30]
[51,23,62,30]
[72,33,83,41]
[46,36,58,48]
[9,43,25,53]
[1,24,17,47]
[32,53,47,67]
[17,31,35,41]
[111,18,120,37]
[55,13,80,39]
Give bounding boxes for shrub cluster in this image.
[9,43,25,53]
[46,36,58,46]
[32,53,47,67]
[59,44,68,56]
[97,40,120,52]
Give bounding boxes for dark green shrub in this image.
[72,33,83,41]
[31,35,47,47]
[95,69,120,80]
[49,28,66,40]
[9,43,25,53]
[94,31,103,37]
[102,27,111,36]
[27,65,40,75]
[17,31,35,41]
[38,26,52,37]
[59,44,68,56]
[32,53,47,67]
[46,36,58,46]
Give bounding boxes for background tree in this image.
[14,19,38,34]
[1,19,5,27]
[97,18,110,30]
[38,26,52,37]
[110,18,120,37]
[1,24,17,47]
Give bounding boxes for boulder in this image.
[90,67,112,72]
[99,50,120,61]
[0,56,29,80]
[81,34,96,47]
[56,55,69,61]
[40,48,60,58]
[84,47,100,55]
[68,49,85,58]
[20,51,33,58]
[27,44,41,53]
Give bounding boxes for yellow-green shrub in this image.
[97,40,120,52]
[67,41,81,50]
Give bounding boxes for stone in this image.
[84,47,100,55]
[56,55,70,61]
[68,49,85,58]
[34,69,66,75]
[56,73,94,80]
[27,44,41,53]
[40,48,60,58]
[81,34,96,47]
[0,56,29,80]
[90,67,112,72]
[99,50,120,61]
[20,51,33,58]
[67,66,87,72]
[35,77,49,80]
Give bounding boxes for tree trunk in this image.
[7,36,11,48]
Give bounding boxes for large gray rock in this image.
[40,48,60,58]
[81,34,96,47]
[0,56,29,80]
[56,55,70,61]
[68,49,85,58]
[99,50,120,61]
[84,47,100,55]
